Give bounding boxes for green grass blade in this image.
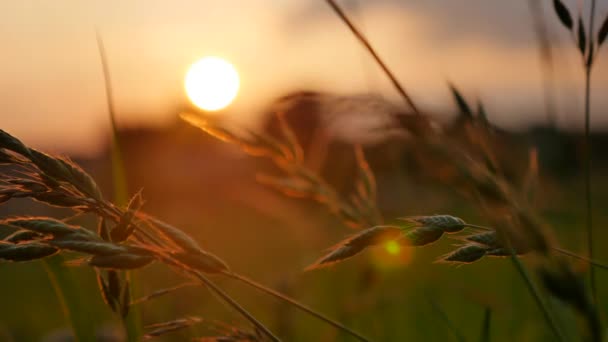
[509,253,566,342]
[427,296,467,342]
[44,255,96,342]
[96,31,141,341]
[479,307,491,342]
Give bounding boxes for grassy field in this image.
[0,138,606,341]
[1,0,607,341]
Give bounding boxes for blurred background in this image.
[1,0,608,341]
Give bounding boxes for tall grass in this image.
[551,0,608,305]
[96,30,141,341]
[0,129,369,341]
[1,1,607,341]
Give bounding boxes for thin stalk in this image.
[96,31,141,341]
[527,0,558,124]
[96,31,128,206]
[191,271,281,342]
[130,282,199,306]
[583,0,597,304]
[553,247,608,270]
[44,255,96,342]
[324,0,420,114]
[479,307,491,342]
[225,272,371,342]
[465,224,608,270]
[509,252,566,342]
[427,296,466,342]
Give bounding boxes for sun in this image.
[185,56,240,111]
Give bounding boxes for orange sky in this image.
[1,0,608,155]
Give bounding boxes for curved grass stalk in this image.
[96,31,141,341]
[190,271,281,342]
[225,271,371,342]
[508,252,566,342]
[427,296,467,342]
[465,224,608,270]
[324,0,420,114]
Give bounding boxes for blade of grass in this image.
[44,255,96,342]
[465,224,608,270]
[96,31,128,206]
[479,307,491,342]
[427,295,466,342]
[191,271,281,342]
[96,31,141,341]
[583,0,597,305]
[225,272,370,342]
[508,252,566,341]
[324,0,420,114]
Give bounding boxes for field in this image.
[1,1,608,341]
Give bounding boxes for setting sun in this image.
[185,56,240,111]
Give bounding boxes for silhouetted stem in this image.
[584,0,597,304]
[226,272,371,342]
[96,30,140,341]
[509,252,566,342]
[427,296,467,342]
[465,224,608,270]
[192,271,281,342]
[324,0,420,114]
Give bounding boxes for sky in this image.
[1,0,608,155]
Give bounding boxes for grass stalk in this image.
[526,0,558,125]
[427,296,466,342]
[226,272,371,342]
[96,31,141,341]
[465,224,608,270]
[191,271,281,342]
[508,253,565,342]
[324,0,420,114]
[96,31,128,206]
[583,0,597,304]
[479,307,491,342]
[43,255,96,342]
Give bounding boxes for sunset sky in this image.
[1,0,608,155]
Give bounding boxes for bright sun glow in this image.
[385,240,400,256]
[185,56,240,111]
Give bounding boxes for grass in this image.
[0,1,607,341]
[0,129,370,341]
[97,30,141,341]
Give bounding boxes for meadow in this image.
[1,1,608,341]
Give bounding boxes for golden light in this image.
[185,56,240,111]
[385,240,400,256]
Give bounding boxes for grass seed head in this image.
[96,272,118,312]
[89,253,155,270]
[464,231,499,247]
[409,215,466,233]
[0,242,58,261]
[402,225,444,246]
[4,230,45,244]
[171,251,230,274]
[145,216,203,253]
[49,239,129,256]
[0,129,31,156]
[306,226,402,270]
[31,191,86,208]
[144,316,203,340]
[440,244,487,264]
[4,217,78,237]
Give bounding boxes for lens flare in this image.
[385,240,401,255]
